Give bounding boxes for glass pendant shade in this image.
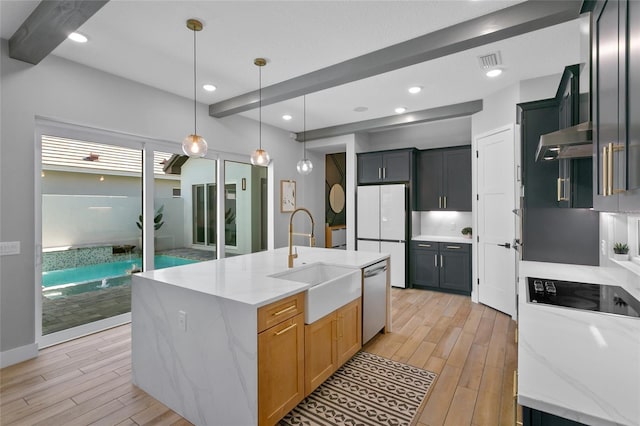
[296,158,313,175]
[183,19,208,158]
[182,134,207,157]
[250,148,270,166]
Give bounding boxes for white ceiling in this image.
[0,0,584,135]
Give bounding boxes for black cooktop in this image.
[527,277,640,318]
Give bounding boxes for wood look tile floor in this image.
[0,289,518,426]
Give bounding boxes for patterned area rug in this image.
[280,351,438,426]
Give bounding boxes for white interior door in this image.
[357,186,380,239]
[380,184,406,241]
[380,241,406,288]
[476,126,517,317]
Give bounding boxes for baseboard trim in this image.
[0,343,38,368]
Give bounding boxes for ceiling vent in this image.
[477,52,502,69]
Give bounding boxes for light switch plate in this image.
[0,241,20,256]
[178,310,187,332]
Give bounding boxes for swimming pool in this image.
[42,255,199,289]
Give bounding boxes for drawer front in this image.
[439,242,470,253]
[258,292,305,333]
[411,241,437,250]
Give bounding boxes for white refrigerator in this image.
[356,184,407,288]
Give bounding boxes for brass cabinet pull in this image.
[273,304,296,316]
[382,168,386,179]
[557,178,563,201]
[378,168,382,179]
[446,245,461,249]
[438,196,442,209]
[440,254,443,267]
[607,143,614,196]
[434,254,438,267]
[418,243,432,248]
[602,145,609,196]
[443,196,447,209]
[274,322,296,336]
[338,315,344,338]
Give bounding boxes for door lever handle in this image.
[497,243,511,249]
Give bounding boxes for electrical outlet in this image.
[0,241,20,256]
[178,310,187,332]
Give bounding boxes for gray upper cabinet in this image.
[592,0,640,211]
[357,149,414,184]
[416,146,472,211]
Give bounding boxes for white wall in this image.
[367,116,472,151]
[0,41,325,358]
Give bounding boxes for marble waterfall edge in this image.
[132,277,257,425]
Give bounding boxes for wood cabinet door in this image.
[620,0,640,210]
[592,0,622,211]
[442,147,472,211]
[357,153,383,184]
[304,312,337,396]
[416,150,443,210]
[258,313,305,426]
[439,244,471,294]
[336,298,362,366]
[410,242,440,288]
[382,150,412,182]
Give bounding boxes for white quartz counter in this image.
[518,261,640,426]
[412,234,472,244]
[134,246,388,307]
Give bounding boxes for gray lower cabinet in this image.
[410,241,471,295]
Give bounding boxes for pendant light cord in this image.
[303,95,306,158]
[193,27,197,135]
[259,65,262,150]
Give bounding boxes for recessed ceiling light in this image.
[282,114,292,121]
[203,84,216,92]
[395,107,407,114]
[408,86,422,94]
[486,69,503,78]
[68,32,88,43]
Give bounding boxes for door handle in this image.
[497,243,511,249]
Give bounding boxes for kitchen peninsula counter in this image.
[131,246,389,426]
[518,261,640,426]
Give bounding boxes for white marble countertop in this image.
[518,261,640,426]
[134,246,388,308]
[412,234,472,244]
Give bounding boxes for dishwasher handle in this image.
[364,263,388,278]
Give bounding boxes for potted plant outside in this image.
[613,242,629,261]
[136,205,165,252]
[461,227,472,239]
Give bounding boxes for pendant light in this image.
[181,19,208,158]
[250,58,271,166]
[296,95,313,175]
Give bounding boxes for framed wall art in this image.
[280,180,296,212]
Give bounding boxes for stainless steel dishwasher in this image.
[362,260,388,344]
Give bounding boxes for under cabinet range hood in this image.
[535,122,592,162]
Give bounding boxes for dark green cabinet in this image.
[357,149,414,184]
[410,241,470,295]
[415,146,471,211]
[592,0,640,211]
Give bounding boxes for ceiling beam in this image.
[9,0,109,65]
[209,0,581,118]
[295,100,482,142]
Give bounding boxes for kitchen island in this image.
[518,261,640,426]
[131,246,390,426]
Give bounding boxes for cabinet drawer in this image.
[411,241,437,250]
[258,292,305,333]
[439,243,470,253]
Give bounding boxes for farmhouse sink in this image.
[270,263,361,324]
